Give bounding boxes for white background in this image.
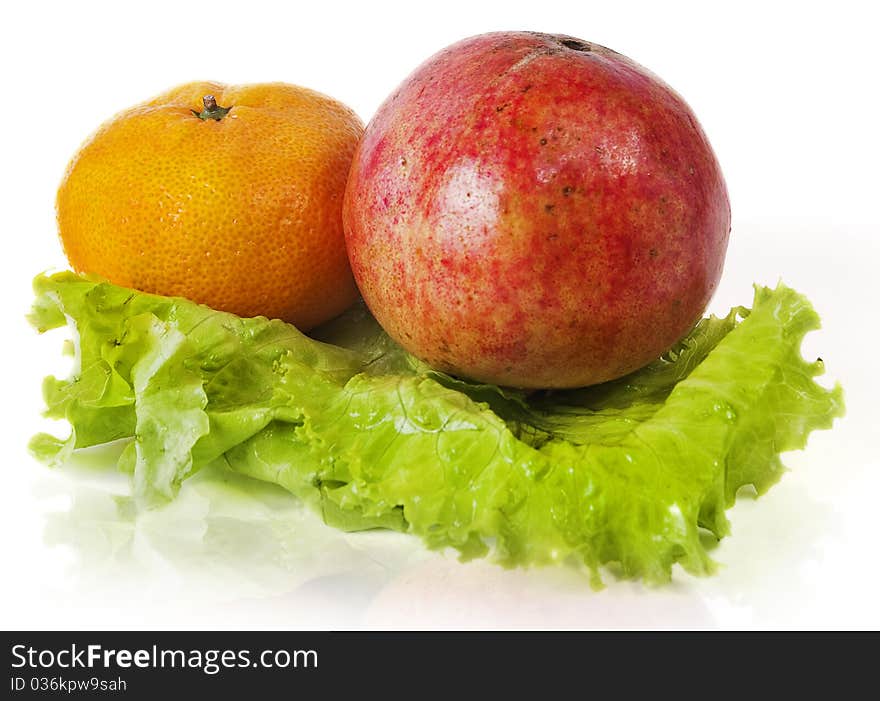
[1,0,877,630]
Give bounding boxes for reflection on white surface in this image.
[38,446,427,628]
[26,434,846,630]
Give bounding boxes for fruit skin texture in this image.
[343,32,731,388]
[57,81,363,329]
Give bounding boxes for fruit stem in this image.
[191,95,232,121]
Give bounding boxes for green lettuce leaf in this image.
[29,272,844,585]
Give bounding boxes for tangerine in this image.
[57,81,363,329]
